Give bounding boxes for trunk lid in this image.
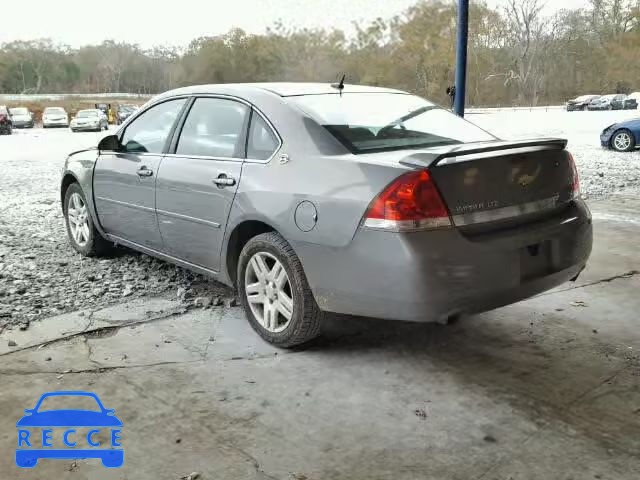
[399,139,576,233]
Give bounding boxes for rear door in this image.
[155,97,251,271]
[93,98,187,249]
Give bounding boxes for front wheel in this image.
[64,183,113,256]
[237,232,323,347]
[611,130,636,152]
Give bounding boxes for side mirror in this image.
[98,134,120,152]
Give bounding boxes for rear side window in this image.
[247,113,279,160]
[121,98,186,154]
[176,98,249,158]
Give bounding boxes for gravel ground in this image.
[0,109,639,327]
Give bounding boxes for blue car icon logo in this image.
[16,391,123,468]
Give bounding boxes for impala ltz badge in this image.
[15,391,123,468]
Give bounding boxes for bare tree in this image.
[503,0,553,106]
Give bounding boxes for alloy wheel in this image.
[67,192,90,247]
[613,132,632,151]
[244,252,294,333]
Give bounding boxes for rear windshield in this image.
[77,110,98,117]
[288,93,495,153]
[10,108,28,115]
[44,108,65,114]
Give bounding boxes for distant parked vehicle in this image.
[587,94,617,111]
[0,105,12,134]
[116,104,137,124]
[610,94,638,110]
[9,107,35,128]
[566,95,600,111]
[601,118,640,152]
[70,109,109,132]
[628,92,640,102]
[43,107,69,128]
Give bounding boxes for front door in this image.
[93,98,187,249]
[155,97,250,271]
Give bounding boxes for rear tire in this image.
[237,232,323,347]
[63,183,113,257]
[611,130,636,152]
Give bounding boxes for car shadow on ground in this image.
[299,310,640,455]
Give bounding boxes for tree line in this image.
[0,0,638,107]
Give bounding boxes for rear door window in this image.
[120,99,187,154]
[247,113,279,160]
[176,97,249,158]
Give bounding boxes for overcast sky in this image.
[2,0,590,48]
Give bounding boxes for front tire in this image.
[63,183,113,257]
[611,130,636,152]
[237,232,323,347]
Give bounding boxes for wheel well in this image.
[60,174,78,208]
[226,220,275,285]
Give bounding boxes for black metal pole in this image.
[454,0,469,117]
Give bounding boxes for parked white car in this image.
[70,109,109,132]
[42,107,69,128]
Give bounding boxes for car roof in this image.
[159,82,409,99]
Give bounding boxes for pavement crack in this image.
[0,359,204,376]
[535,269,639,297]
[0,305,192,357]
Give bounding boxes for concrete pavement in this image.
[1,192,639,480]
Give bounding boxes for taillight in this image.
[363,170,451,232]
[0,114,6,122]
[567,152,580,199]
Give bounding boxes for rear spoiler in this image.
[400,138,568,169]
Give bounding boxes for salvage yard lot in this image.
[0,109,639,479]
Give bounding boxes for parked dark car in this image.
[601,118,640,152]
[566,95,599,111]
[116,104,137,124]
[9,107,35,128]
[60,83,592,347]
[610,94,638,110]
[587,94,617,111]
[0,105,12,134]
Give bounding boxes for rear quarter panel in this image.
[222,93,409,282]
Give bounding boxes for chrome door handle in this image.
[212,175,236,187]
[136,166,153,177]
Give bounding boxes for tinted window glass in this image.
[121,99,186,154]
[247,113,279,160]
[288,93,495,153]
[176,98,248,158]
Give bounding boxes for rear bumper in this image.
[43,120,69,127]
[12,121,33,128]
[296,201,593,322]
[71,124,100,131]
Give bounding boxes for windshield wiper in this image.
[380,105,440,131]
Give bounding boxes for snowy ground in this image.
[0,109,639,327]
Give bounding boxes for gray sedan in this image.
[60,83,593,347]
